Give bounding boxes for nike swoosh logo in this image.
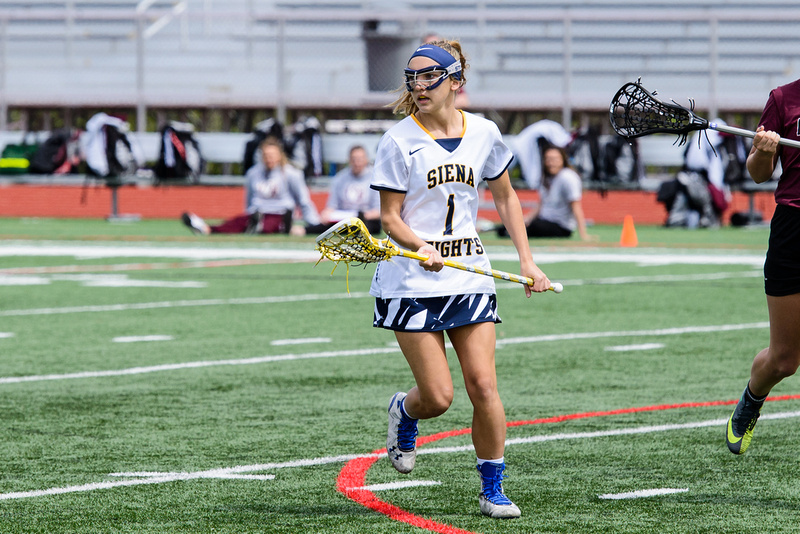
[727,420,742,444]
[409,147,425,155]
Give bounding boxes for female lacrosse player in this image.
[726,79,800,455]
[370,39,552,519]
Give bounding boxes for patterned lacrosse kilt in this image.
[373,293,500,332]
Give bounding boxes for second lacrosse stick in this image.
[609,79,800,149]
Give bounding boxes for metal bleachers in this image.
[0,1,799,124]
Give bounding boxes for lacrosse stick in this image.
[609,79,800,149]
[315,217,563,293]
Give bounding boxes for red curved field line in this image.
[336,394,800,534]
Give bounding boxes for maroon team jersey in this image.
[758,79,800,208]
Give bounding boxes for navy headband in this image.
[408,45,462,80]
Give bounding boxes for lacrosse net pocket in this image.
[315,217,396,293]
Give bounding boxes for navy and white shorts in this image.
[765,203,800,297]
[373,293,501,332]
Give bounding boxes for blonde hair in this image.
[389,39,469,116]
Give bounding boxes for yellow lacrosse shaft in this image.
[315,218,563,293]
[390,247,563,293]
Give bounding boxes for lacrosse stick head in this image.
[609,80,709,145]
[315,217,396,265]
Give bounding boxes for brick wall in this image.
[0,183,776,225]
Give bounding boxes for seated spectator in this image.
[498,145,594,241]
[510,119,572,190]
[319,145,381,235]
[182,137,321,236]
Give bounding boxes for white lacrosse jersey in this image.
[369,111,514,298]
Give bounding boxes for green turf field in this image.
[2,217,798,533]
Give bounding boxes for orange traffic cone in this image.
[620,215,638,247]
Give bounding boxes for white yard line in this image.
[493,250,766,267]
[0,242,322,262]
[270,337,332,346]
[555,270,761,286]
[0,272,208,288]
[0,270,763,318]
[0,470,275,501]
[0,292,368,317]
[605,343,665,352]
[2,411,797,502]
[0,347,402,384]
[0,241,766,266]
[354,480,442,492]
[0,258,284,275]
[495,322,769,348]
[598,488,689,500]
[112,335,174,343]
[0,322,768,385]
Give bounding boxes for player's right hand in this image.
[753,126,780,154]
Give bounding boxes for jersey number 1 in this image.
[444,194,455,236]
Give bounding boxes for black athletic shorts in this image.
[526,217,572,238]
[764,203,800,297]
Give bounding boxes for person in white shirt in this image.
[372,38,552,519]
[499,145,594,241]
[511,119,572,190]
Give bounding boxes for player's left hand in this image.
[523,265,551,298]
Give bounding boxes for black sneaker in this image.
[726,388,763,455]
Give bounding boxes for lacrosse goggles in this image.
[404,44,462,92]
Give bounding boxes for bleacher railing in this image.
[1,4,800,129]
